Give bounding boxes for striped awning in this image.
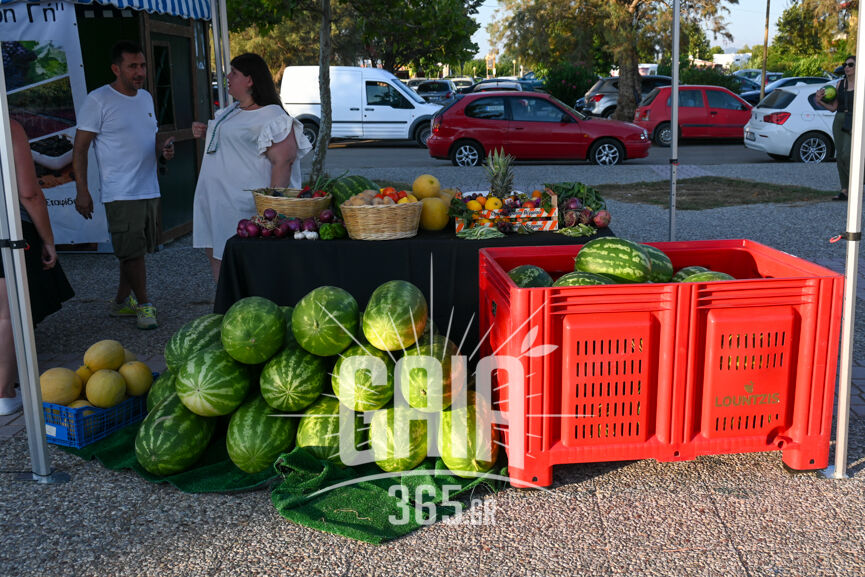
[0,0,211,20]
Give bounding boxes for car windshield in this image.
[758,89,796,110]
[393,80,427,104]
[418,82,449,93]
[547,95,586,119]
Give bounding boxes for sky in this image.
[471,1,790,59]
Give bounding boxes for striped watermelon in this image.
[552,271,614,287]
[259,344,328,412]
[363,280,428,351]
[672,265,709,282]
[507,265,553,288]
[400,335,465,412]
[226,393,298,474]
[438,390,499,478]
[164,314,223,374]
[280,305,296,348]
[175,348,251,417]
[146,370,176,412]
[680,270,736,282]
[574,237,652,284]
[134,392,216,476]
[330,175,378,218]
[295,396,367,466]
[292,287,359,357]
[221,297,284,365]
[332,343,395,411]
[642,244,674,283]
[369,406,428,472]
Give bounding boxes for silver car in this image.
[415,79,457,104]
[581,75,671,117]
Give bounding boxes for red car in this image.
[427,91,651,166]
[634,85,752,147]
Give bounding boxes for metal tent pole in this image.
[824,15,865,481]
[0,54,69,485]
[669,0,680,241]
[218,0,232,106]
[211,0,228,109]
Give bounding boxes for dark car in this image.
[415,79,457,104]
[739,76,829,105]
[427,91,651,166]
[581,75,671,117]
[727,74,761,94]
[460,78,539,94]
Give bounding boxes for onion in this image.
[273,224,287,238]
[286,218,302,233]
[261,227,273,238]
[237,226,249,238]
[263,208,278,221]
[566,198,582,210]
[302,218,318,232]
[319,209,335,223]
[238,218,250,228]
[244,221,261,237]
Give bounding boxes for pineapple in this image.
[486,148,515,198]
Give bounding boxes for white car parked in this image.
[743,83,836,163]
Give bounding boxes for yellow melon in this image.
[68,399,97,416]
[86,370,126,408]
[75,365,93,386]
[412,174,441,199]
[420,197,449,231]
[123,348,137,363]
[118,361,153,396]
[84,340,126,372]
[40,367,82,405]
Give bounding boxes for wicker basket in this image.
[251,188,331,220]
[340,201,423,240]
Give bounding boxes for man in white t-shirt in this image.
[73,41,175,330]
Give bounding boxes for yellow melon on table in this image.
[68,399,96,416]
[75,365,93,386]
[412,174,441,199]
[118,361,153,396]
[84,340,125,372]
[40,367,82,405]
[420,197,449,231]
[86,369,126,408]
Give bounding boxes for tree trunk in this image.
[311,0,332,184]
[613,31,640,123]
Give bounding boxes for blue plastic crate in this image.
[43,395,147,448]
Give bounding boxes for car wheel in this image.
[768,153,789,161]
[450,141,484,167]
[588,139,624,166]
[415,124,432,148]
[792,132,832,163]
[301,122,319,147]
[601,107,616,118]
[654,122,672,147]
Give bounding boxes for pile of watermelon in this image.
[507,237,735,288]
[137,281,500,479]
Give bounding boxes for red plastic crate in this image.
[478,240,844,487]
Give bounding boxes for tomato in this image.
[380,186,397,195]
[522,201,536,210]
[374,193,384,199]
[383,191,400,202]
[397,190,408,199]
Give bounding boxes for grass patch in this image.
[595,177,835,210]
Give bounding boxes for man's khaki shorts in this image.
[104,198,160,261]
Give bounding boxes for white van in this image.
[280,66,442,147]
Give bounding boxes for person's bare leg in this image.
[206,248,221,282]
[121,256,148,304]
[0,281,17,398]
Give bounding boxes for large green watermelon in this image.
[332,343,395,411]
[221,297,285,365]
[507,265,553,288]
[672,265,709,282]
[369,406,428,472]
[363,280,428,351]
[146,370,176,412]
[552,271,614,287]
[642,244,674,283]
[134,393,216,476]
[164,314,223,373]
[400,335,465,412]
[226,393,298,474]
[295,396,366,466]
[175,348,251,417]
[437,390,499,478]
[574,237,652,284]
[292,287,359,356]
[259,344,328,412]
[680,270,736,282]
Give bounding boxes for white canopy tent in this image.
[1,0,860,483]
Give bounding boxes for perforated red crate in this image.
[478,240,844,487]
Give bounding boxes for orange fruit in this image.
[531,189,543,199]
[523,201,536,210]
[478,218,493,225]
[475,196,486,206]
[466,200,483,211]
[484,197,503,210]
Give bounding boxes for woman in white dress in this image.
[191,53,312,280]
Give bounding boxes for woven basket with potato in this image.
[340,189,422,240]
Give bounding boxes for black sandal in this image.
[833,192,848,201]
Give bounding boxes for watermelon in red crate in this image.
[477,240,844,488]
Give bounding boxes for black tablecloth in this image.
[214,228,614,351]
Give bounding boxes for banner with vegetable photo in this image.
[0,1,108,244]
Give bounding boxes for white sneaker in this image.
[0,391,22,416]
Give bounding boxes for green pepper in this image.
[319,222,347,240]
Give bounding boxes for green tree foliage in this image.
[544,62,597,105]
